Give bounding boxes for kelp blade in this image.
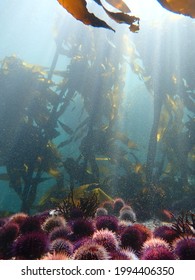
[57,0,114,31]
[103,7,140,32]
[157,0,195,18]
[105,0,131,13]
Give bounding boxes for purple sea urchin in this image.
[49,226,71,242]
[173,236,195,260]
[73,237,92,251]
[13,232,49,260]
[20,216,41,234]
[33,211,49,225]
[101,201,114,214]
[0,222,20,259]
[141,237,176,260]
[42,252,70,260]
[119,209,136,223]
[118,221,128,235]
[69,207,84,220]
[96,215,118,232]
[95,207,108,217]
[120,225,144,252]
[141,246,176,260]
[119,205,133,213]
[154,225,179,245]
[73,242,109,260]
[0,222,19,246]
[142,237,170,251]
[9,212,28,227]
[42,216,66,233]
[50,238,73,256]
[113,198,125,215]
[92,229,118,252]
[71,218,95,239]
[110,249,138,260]
[0,218,7,228]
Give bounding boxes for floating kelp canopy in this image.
[157,0,195,18]
[0,0,194,219]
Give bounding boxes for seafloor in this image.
[0,198,194,260]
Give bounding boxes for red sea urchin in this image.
[133,223,153,243]
[13,231,49,260]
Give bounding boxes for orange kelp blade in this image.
[93,0,139,32]
[57,0,114,31]
[103,8,140,32]
[105,0,131,13]
[157,0,195,18]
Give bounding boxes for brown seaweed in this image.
[58,0,139,32]
[157,0,195,18]
[57,0,114,31]
[55,192,99,219]
[171,211,195,237]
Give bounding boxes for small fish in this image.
[156,127,166,142]
[48,168,61,178]
[127,140,137,149]
[96,157,111,161]
[162,209,174,220]
[134,163,143,174]
[172,74,177,84]
[23,163,28,172]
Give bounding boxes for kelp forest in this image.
[0,0,194,222]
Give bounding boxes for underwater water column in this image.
[146,90,164,184]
